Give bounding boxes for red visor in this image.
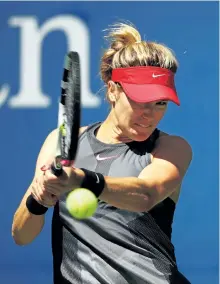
[111,66,180,105]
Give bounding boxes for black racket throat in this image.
[51,161,63,177]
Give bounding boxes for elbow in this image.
[12,231,33,246]
[11,231,24,246]
[134,193,154,212]
[11,225,33,246]
[11,228,27,246]
[12,237,26,246]
[11,220,22,245]
[142,198,155,212]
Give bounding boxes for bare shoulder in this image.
[43,125,88,143]
[159,131,192,151]
[154,130,192,152]
[39,125,88,153]
[152,131,193,170]
[79,126,88,135]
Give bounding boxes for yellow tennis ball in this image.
[66,188,98,219]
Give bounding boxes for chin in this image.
[131,132,151,142]
[128,126,155,141]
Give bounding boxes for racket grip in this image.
[51,163,63,177]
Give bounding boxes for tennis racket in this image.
[51,51,81,175]
[27,51,81,212]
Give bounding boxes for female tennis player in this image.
[12,23,192,284]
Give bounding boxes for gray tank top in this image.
[52,122,190,284]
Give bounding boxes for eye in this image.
[155,101,168,107]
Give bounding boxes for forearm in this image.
[12,195,45,245]
[75,169,153,212]
[100,176,153,212]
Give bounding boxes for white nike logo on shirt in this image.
[96,154,118,161]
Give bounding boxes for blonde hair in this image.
[100,22,178,84]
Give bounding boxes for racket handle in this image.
[51,162,63,177]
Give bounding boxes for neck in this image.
[96,112,133,144]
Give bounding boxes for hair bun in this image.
[100,23,142,84]
[106,23,142,51]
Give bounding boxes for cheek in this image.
[152,110,166,123]
[115,99,133,119]
[157,108,167,119]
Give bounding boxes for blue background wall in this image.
[0,1,218,283]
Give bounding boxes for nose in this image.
[142,104,155,118]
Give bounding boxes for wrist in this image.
[79,168,105,197]
[26,194,49,215]
[71,167,85,187]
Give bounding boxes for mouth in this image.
[135,123,152,128]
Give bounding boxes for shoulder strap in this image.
[146,128,160,153]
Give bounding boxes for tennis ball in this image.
[66,188,98,219]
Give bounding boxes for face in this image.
[108,81,168,141]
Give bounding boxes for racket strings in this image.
[58,52,81,162]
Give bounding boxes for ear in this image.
[107,81,119,103]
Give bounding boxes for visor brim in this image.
[121,83,180,106]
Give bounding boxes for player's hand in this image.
[31,172,59,207]
[37,164,79,197]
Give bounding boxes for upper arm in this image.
[138,135,193,206]
[19,129,58,203]
[34,129,58,177]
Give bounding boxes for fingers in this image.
[40,156,55,172]
[40,164,51,172]
[38,170,60,195]
[32,188,58,207]
[36,163,73,197]
[44,167,68,183]
[41,169,69,195]
[32,176,59,207]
